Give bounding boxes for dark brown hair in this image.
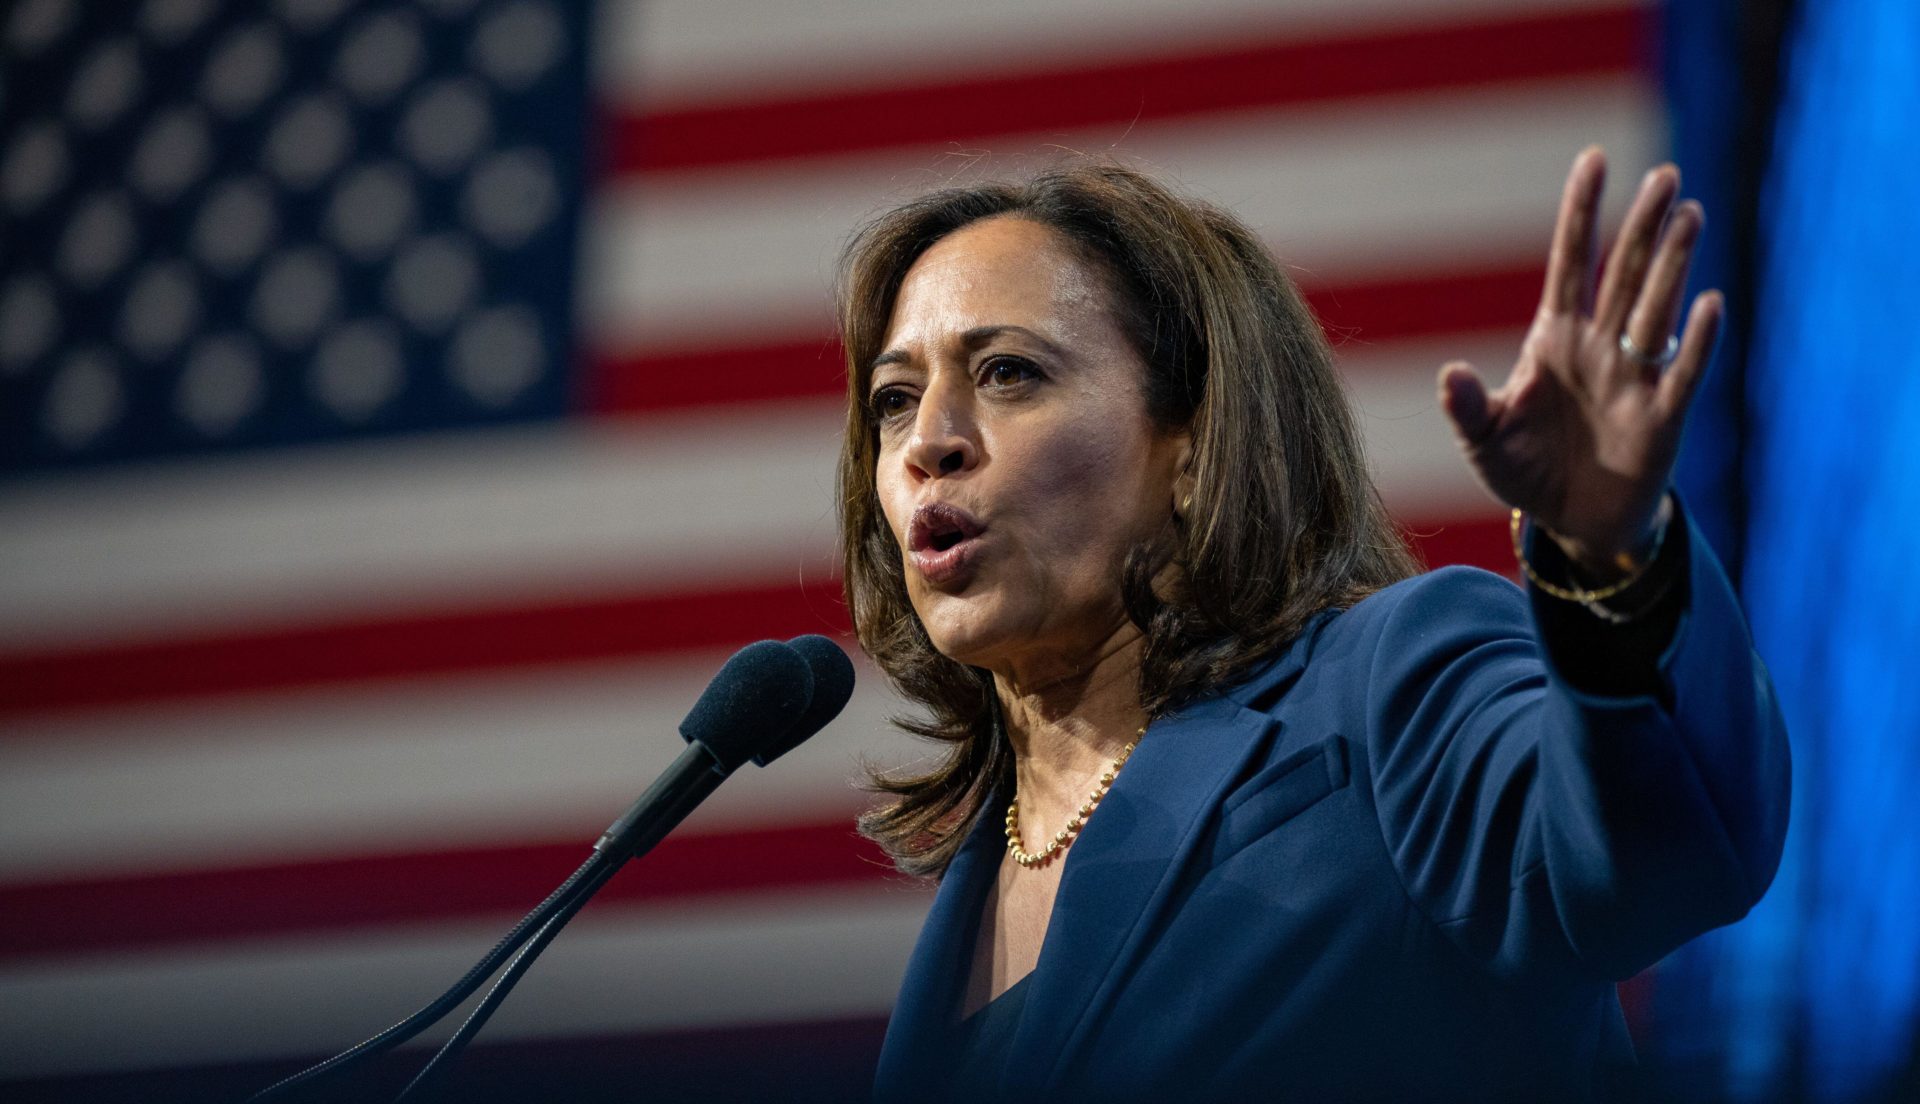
[837,161,1418,878]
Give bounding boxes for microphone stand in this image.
[392,859,618,1102]
[246,741,727,1103]
[243,634,851,1104]
[398,732,740,1100]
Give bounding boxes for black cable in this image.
[390,860,620,1103]
[244,851,612,1103]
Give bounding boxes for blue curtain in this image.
[1662,0,1920,1100]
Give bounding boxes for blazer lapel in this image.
[872,789,1006,1098]
[878,629,1325,1098]
[1010,692,1282,1091]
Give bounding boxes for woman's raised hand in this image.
[1437,146,1721,580]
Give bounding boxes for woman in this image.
[836,150,1789,1102]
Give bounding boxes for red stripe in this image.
[0,517,1506,720]
[0,580,851,720]
[0,819,890,959]
[588,334,848,418]
[1309,263,1542,349]
[607,6,1647,176]
[1403,511,1513,578]
[587,262,1546,417]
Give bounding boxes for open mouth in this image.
[907,502,985,557]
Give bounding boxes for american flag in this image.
[0,0,1668,1097]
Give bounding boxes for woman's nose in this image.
[903,385,978,481]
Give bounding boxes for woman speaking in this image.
[835,149,1789,1101]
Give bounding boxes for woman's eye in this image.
[983,357,1040,388]
[870,387,912,419]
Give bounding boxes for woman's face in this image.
[870,216,1189,684]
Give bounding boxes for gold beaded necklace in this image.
[1004,728,1143,869]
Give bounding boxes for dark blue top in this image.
[944,972,1032,1098]
[875,499,1792,1102]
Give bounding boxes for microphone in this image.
[679,638,817,770]
[595,639,815,858]
[762,634,857,767]
[248,638,853,1104]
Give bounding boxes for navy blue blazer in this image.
[874,507,1791,1102]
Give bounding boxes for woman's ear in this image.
[1171,434,1196,519]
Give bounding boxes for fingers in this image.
[1656,290,1723,420]
[1438,361,1502,445]
[1540,147,1606,317]
[1623,199,1704,381]
[1595,165,1680,333]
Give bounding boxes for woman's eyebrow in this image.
[869,348,913,375]
[959,324,1061,354]
[869,324,1066,376]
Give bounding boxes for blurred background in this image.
[1,0,1913,1100]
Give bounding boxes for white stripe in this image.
[581,77,1663,351]
[0,884,927,1078]
[1345,329,1516,520]
[0,338,1500,651]
[0,403,843,649]
[0,654,921,881]
[601,0,1645,108]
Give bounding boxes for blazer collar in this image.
[874,636,1321,1098]
[1016,692,1279,1090]
[872,778,1007,1097]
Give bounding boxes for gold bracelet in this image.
[1509,508,1668,604]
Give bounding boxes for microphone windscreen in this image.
[755,634,857,766]
[679,640,814,773]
